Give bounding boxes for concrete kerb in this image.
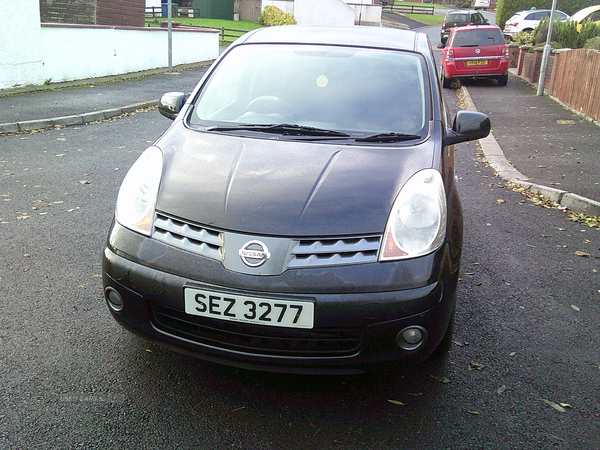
[0,100,157,134]
[461,85,600,217]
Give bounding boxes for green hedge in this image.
[513,18,600,48]
[258,5,297,26]
[496,0,598,30]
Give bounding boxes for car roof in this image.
[452,24,502,32]
[446,9,480,14]
[513,9,567,15]
[234,25,427,53]
[571,5,600,22]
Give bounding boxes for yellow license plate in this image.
[466,60,488,66]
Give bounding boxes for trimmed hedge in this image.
[512,18,600,48]
[584,36,600,50]
[258,5,297,26]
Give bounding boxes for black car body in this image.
[441,10,488,44]
[102,26,490,374]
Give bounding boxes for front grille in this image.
[153,212,223,261]
[152,211,381,271]
[152,304,363,357]
[289,237,380,268]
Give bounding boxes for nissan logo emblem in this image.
[239,240,271,267]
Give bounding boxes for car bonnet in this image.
[153,124,437,237]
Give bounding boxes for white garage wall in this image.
[40,24,219,84]
[293,0,355,26]
[0,0,45,89]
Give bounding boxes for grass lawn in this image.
[384,1,447,26]
[405,13,445,25]
[145,17,262,31]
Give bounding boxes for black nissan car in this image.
[102,26,490,374]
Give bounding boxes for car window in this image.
[451,28,505,47]
[471,13,484,24]
[447,14,469,25]
[190,44,429,136]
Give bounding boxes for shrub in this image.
[513,30,535,45]
[454,0,472,8]
[521,18,600,49]
[258,5,297,26]
[584,36,600,50]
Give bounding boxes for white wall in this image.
[0,0,45,89]
[40,25,219,83]
[293,0,355,26]
[0,0,219,91]
[347,1,382,26]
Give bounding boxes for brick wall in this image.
[40,0,96,25]
[40,0,144,26]
[97,0,144,27]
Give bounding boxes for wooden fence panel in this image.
[551,49,600,123]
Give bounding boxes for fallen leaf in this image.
[497,385,507,394]
[509,351,517,357]
[469,361,485,371]
[432,375,451,384]
[571,305,580,311]
[496,199,506,204]
[387,400,406,406]
[468,411,480,415]
[574,251,591,258]
[541,399,566,413]
[77,180,91,185]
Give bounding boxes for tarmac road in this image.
[1,24,599,449]
[1,85,599,450]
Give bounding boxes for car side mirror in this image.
[445,111,490,145]
[158,92,187,120]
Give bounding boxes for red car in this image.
[440,25,509,88]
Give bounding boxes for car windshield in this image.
[451,29,505,47]
[189,43,429,137]
[447,14,469,25]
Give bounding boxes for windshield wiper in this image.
[205,123,350,138]
[355,132,422,143]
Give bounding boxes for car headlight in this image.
[379,169,447,261]
[115,146,163,236]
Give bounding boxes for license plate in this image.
[466,60,488,66]
[184,287,314,329]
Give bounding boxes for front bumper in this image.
[102,222,459,374]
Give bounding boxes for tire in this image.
[497,74,508,87]
[441,73,452,89]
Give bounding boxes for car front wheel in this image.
[441,73,452,89]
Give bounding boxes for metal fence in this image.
[382,1,435,15]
